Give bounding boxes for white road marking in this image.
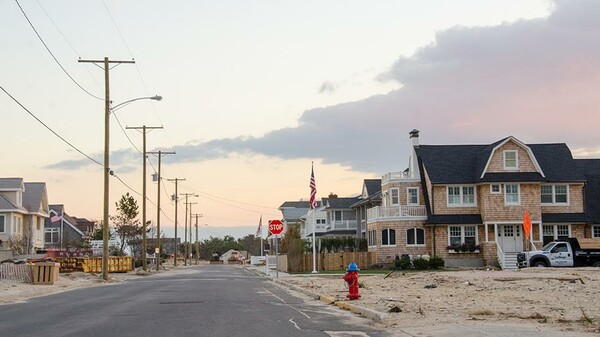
[325,332,370,336]
[289,318,301,330]
[262,287,311,319]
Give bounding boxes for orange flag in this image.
[523,210,532,239]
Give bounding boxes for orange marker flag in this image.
[523,210,532,240]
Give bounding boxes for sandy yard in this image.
[282,267,600,335]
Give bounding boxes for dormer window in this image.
[504,150,518,170]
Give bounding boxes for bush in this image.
[428,256,445,269]
[412,257,429,270]
[394,258,411,270]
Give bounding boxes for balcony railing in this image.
[366,205,426,222]
[382,171,419,184]
[330,220,357,230]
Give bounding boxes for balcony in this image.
[330,220,357,230]
[367,205,427,223]
[382,171,419,184]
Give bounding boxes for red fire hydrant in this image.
[343,262,361,300]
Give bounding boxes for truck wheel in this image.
[593,261,600,267]
[533,261,547,267]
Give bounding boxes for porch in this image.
[367,205,427,223]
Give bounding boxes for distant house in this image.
[0,178,49,259]
[44,204,87,250]
[301,194,360,242]
[351,179,382,240]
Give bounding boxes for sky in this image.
[3,0,600,240]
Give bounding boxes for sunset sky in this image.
[3,1,599,239]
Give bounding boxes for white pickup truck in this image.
[517,238,600,268]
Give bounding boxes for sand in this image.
[282,267,600,335]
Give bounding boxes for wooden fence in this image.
[0,263,32,283]
[54,257,133,273]
[283,252,377,273]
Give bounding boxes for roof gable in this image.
[0,178,24,191]
[479,136,545,179]
[23,182,49,215]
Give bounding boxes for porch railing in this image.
[382,171,419,184]
[367,205,426,222]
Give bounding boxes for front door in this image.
[498,224,523,253]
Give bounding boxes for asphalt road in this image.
[0,265,389,337]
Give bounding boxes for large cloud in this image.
[51,0,600,173]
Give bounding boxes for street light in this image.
[100,94,162,281]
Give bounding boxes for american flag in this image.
[309,163,317,209]
[256,215,262,237]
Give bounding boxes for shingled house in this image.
[366,130,600,269]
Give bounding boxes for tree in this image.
[110,193,142,256]
[280,226,305,272]
[238,234,261,256]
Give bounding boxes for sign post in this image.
[269,220,284,278]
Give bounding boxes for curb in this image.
[243,266,387,322]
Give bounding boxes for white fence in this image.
[0,263,32,283]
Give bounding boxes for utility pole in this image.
[148,150,175,271]
[187,202,198,265]
[79,57,134,281]
[126,125,163,271]
[167,178,185,266]
[180,193,197,266]
[191,214,203,264]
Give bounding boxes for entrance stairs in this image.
[500,252,519,270]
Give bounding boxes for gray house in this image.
[0,178,49,259]
[44,204,86,251]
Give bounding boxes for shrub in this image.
[394,258,411,270]
[412,257,429,270]
[428,256,445,269]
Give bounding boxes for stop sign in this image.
[269,220,284,235]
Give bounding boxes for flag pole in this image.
[312,208,317,273]
[310,162,318,274]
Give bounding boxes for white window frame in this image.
[504,184,520,205]
[540,184,569,205]
[490,184,501,194]
[45,227,60,244]
[0,214,5,233]
[593,225,600,238]
[407,187,419,205]
[447,185,477,207]
[331,211,342,222]
[542,224,571,243]
[390,188,399,206]
[406,227,425,247]
[503,150,519,170]
[381,228,396,246]
[448,225,478,246]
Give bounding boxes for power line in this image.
[1,84,103,167]
[15,0,103,101]
[180,184,278,210]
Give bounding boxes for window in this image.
[390,188,399,205]
[593,225,600,238]
[542,224,570,245]
[407,228,425,246]
[316,219,326,225]
[490,184,501,194]
[407,187,419,205]
[504,150,518,169]
[381,228,396,246]
[505,184,520,205]
[541,185,569,205]
[333,211,342,222]
[368,230,377,246]
[447,185,476,206]
[45,228,60,244]
[448,225,477,246]
[0,215,5,233]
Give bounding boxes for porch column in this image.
[485,223,489,242]
[494,223,498,243]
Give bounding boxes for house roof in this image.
[0,178,24,190]
[279,201,311,209]
[416,140,585,184]
[0,193,23,211]
[426,214,483,225]
[46,205,85,236]
[22,182,48,215]
[364,179,382,196]
[576,159,600,223]
[323,196,360,209]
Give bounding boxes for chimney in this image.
[409,129,420,148]
[328,193,338,199]
[409,129,420,177]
